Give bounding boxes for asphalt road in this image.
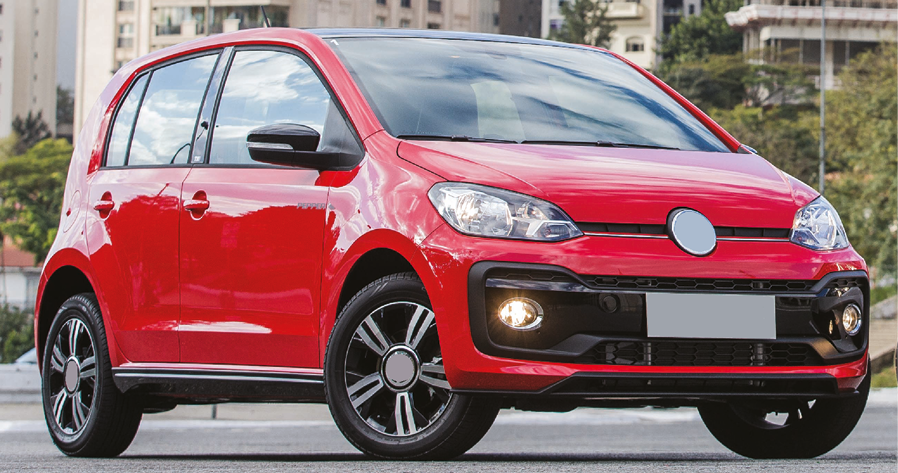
[2,390,895,472]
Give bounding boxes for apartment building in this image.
[0,0,57,139]
[726,0,897,88]
[74,0,500,138]
[540,0,701,69]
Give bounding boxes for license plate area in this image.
[645,293,776,339]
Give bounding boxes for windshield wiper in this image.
[521,139,679,150]
[396,134,519,144]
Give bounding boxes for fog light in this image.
[842,304,862,336]
[498,298,543,330]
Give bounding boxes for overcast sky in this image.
[56,0,77,90]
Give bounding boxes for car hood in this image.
[397,141,818,229]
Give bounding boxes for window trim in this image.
[101,49,224,169]
[196,44,365,169]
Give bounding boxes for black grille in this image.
[576,222,790,238]
[585,276,815,293]
[580,341,822,367]
[485,269,577,284]
[551,375,838,397]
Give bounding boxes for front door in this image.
[178,48,343,367]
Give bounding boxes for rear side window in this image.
[123,54,217,166]
[208,50,333,165]
[106,74,148,167]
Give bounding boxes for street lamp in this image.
[819,0,826,194]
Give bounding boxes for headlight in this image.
[427,183,582,241]
[790,196,850,250]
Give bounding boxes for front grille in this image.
[584,276,815,293]
[550,375,838,397]
[576,222,790,238]
[580,341,822,367]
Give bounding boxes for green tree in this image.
[0,304,32,363]
[657,0,743,66]
[825,45,897,278]
[56,86,75,128]
[550,0,618,49]
[11,111,52,155]
[0,138,72,265]
[711,105,819,184]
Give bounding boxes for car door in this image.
[85,53,220,362]
[178,48,353,368]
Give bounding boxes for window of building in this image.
[106,74,148,167]
[128,54,218,166]
[118,23,135,48]
[401,0,411,7]
[0,5,4,15]
[208,6,289,34]
[428,0,442,13]
[494,14,499,26]
[400,19,411,28]
[118,1,134,12]
[376,16,386,27]
[427,22,441,29]
[688,4,695,14]
[625,37,645,52]
[154,7,205,36]
[377,0,387,4]
[208,50,335,166]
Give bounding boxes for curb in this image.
[871,345,897,374]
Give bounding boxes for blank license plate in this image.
[645,293,776,339]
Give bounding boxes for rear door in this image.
[178,48,353,367]
[85,52,219,362]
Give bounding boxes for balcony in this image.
[607,2,647,19]
[726,3,898,29]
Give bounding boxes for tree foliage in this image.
[0,304,32,363]
[56,87,75,127]
[657,0,743,66]
[550,0,618,49]
[11,111,52,155]
[0,139,72,265]
[824,45,897,277]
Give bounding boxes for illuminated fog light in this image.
[841,304,862,336]
[498,298,543,330]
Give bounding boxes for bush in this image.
[0,305,33,363]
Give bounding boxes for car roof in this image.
[306,28,595,50]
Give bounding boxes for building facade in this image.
[0,0,58,140]
[499,0,541,37]
[74,0,500,138]
[726,0,897,89]
[540,0,700,69]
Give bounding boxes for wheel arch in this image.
[35,265,95,368]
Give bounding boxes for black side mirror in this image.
[246,123,358,170]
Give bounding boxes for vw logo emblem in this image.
[668,209,717,256]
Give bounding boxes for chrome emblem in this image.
[668,209,716,256]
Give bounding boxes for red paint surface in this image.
[35,29,867,392]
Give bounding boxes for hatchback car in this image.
[36,28,869,460]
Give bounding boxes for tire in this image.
[324,273,500,460]
[41,293,143,457]
[698,361,870,459]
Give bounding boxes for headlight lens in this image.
[427,183,582,241]
[790,196,850,250]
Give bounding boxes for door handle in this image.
[184,191,209,214]
[93,192,114,213]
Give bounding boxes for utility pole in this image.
[819,0,826,194]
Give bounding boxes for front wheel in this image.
[324,273,500,460]
[699,364,870,459]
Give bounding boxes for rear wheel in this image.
[41,293,143,457]
[324,273,500,459]
[699,364,870,458]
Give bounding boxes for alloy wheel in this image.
[344,301,452,437]
[47,318,97,436]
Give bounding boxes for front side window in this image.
[208,50,334,165]
[128,54,217,166]
[331,38,729,152]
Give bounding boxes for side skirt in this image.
[112,366,326,404]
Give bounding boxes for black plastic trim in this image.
[112,368,325,403]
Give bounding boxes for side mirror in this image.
[246,123,357,170]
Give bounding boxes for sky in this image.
[56,0,77,90]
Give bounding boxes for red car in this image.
[36,28,869,460]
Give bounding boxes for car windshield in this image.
[329,37,730,153]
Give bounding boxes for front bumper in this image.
[415,225,869,401]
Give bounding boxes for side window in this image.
[106,74,148,167]
[209,50,336,165]
[128,54,217,166]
